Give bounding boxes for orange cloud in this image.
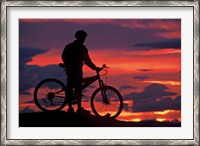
[120,19,180,31]
[154,31,181,39]
[142,80,181,86]
[123,48,181,56]
[26,48,62,66]
[26,47,180,77]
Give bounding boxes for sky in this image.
[19,19,181,123]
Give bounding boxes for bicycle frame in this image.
[82,71,109,104]
[54,69,106,96]
[82,71,105,89]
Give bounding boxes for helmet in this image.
[75,30,87,38]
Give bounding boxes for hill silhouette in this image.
[19,111,181,127]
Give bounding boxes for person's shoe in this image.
[76,107,90,115]
[67,107,75,114]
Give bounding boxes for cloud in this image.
[20,19,180,31]
[19,47,49,71]
[123,84,180,112]
[133,96,181,112]
[19,64,65,94]
[138,69,153,72]
[142,80,181,86]
[133,39,181,50]
[19,47,65,93]
[120,85,138,91]
[133,75,151,81]
[20,91,31,95]
[19,47,48,58]
[119,19,181,31]
[19,19,181,53]
[20,107,35,113]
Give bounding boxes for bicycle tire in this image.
[90,86,123,119]
[34,78,67,112]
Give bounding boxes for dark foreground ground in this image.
[19,111,181,127]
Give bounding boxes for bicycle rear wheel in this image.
[34,78,67,112]
[91,86,123,119]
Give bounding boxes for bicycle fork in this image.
[99,80,109,104]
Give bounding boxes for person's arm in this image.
[83,46,97,70]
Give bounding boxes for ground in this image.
[19,111,181,127]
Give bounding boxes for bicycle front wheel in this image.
[91,86,123,119]
[34,78,67,112]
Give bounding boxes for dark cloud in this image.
[138,69,153,72]
[123,103,130,111]
[24,99,34,104]
[133,75,151,81]
[20,107,35,113]
[19,47,48,71]
[133,39,181,50]
[19,47,65,93]
[19,20,177,51]
[123,84,180,112]
[133,96,181,112]
[19,64,65,94]
[19,47,48,58]
[120,85,138,91]
[20,91,31,95]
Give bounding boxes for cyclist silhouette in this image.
[62,30,100,114]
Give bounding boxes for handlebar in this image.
[97,64,109,70]
[102,64,109,69]
[96,64,109,75]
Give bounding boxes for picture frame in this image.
[1,0,199,145]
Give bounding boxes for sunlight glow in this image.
[142,80,181,86]
[131,118,142,122]
[156,118,166,122]
[154,110,171,115]
[117,110,181,122]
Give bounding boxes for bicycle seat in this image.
[59,63,66,68]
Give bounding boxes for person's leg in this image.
[66,82,73,109]
[66,71,74,110]
[75,79,82,110]
[74,71,83,110]
[75,72,90,114]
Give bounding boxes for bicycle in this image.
[34,63,123,118]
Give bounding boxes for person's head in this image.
[75,30,88,44]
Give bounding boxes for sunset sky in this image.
[19,19,181,123]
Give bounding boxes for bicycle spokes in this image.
[34,79,67,111]
[39,91,65,107]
